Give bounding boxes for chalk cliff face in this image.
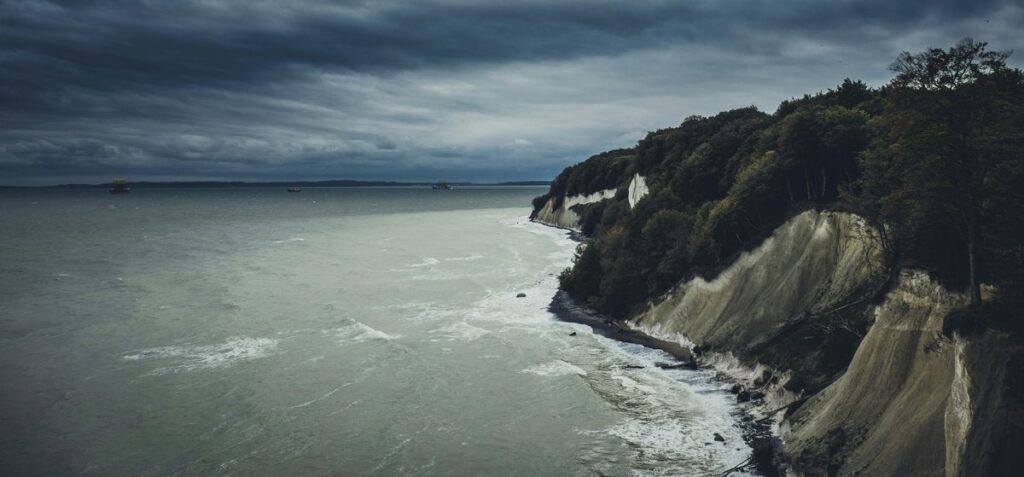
[532,174,648,231]
[627,173,648,208]
[630,210,885,403]
[622,211,1022,476]
[784,270,962,475]
[784,271,1023,477]
[944,329,1024,477]
[532,188,617,231]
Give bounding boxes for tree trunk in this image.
[968,227,981,306]
[804,167,813,200]
[820,164,828,198]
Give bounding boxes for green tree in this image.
[864,38,1021,305]
[640,209,693,292]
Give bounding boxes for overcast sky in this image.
[2,0,1022,185]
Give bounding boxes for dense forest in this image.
[545,39,1024,332]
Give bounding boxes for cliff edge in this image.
[625,211,1022,476]
[532,187,617,231]
[533,55,1024,474]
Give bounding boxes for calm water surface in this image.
[0,187,754,476]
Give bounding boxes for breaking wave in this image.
[522,360,588,377]
[123,336,278,374]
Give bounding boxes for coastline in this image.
[547,280,783,475]
[549,291,694,365]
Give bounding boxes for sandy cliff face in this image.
[783,271,962,475]
[619,209,1021,476]
[784,271,1022,476]
[631,210,880,347]
[532,188,617,231]
[629,210,885,408]
[945,330,1024,476]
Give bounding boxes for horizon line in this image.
[0,179,553,188]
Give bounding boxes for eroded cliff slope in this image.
[784,271,1023,476]
[623,210,1022,476]
[630,210,886,401]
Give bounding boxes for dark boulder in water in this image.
[714,433,725,442]
[569,331,577,336]
[516,292,526,298]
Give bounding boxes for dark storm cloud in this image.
[1,0,1022,184]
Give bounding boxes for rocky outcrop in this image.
[945,330,1024,476]
[532,188,617,231]
[627,173,648,208]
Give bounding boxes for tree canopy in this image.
[858,38,1024,305]
[541,39,1024,319]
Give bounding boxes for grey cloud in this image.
[1,0,1022,184]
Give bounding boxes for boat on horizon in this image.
[432,180,453,191]
[287,187,302,192]
[109,178,131,194]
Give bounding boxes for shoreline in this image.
[533,218,785,475]
[548,291,694,365]
[547,286,782,475]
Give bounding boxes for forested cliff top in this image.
[537,39,1024,334]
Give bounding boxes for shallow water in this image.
[0,187,754,476]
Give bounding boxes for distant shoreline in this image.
[0,180,551,189]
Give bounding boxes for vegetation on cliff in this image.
[851,39,1024,306]
[545,39,1024,320]
[530,148,634,215]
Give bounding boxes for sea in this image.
[0,187,755,476]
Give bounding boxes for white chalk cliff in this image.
[532,188,617,231]
[627,173,648,208]
[784,271,1021,476]
[625,210,1021,476]
[533,174,647,231]
[630,210,883,411]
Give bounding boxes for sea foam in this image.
[522,360,588,377]
[335,321,401,344]
[123,336,278,374]
[408,257,440,268]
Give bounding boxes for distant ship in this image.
[432,181,453,191]
[109,178,131,194]
[287,187,302,192]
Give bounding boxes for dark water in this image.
[0,187,753,476]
